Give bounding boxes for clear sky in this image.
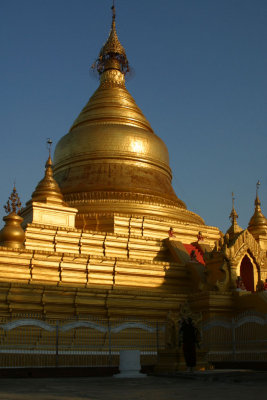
[0,0,266,233]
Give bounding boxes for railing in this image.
[0,315,166,368]
[202,311,267,362]
[1,310,266,368]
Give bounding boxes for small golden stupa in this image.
[248,181,267,245]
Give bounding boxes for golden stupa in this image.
[0,5,266,371]
[53,8,203,230]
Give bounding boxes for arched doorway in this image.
[240,255,255,292]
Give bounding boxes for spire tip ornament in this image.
[256,180,261,205]
[226,191,243,240]
[0,186,25,248]
[229,192,238,222]
[46,139,53,168]
[3,185,22,215]
[92,1,129,76]
[47,138,52,157]
[111,0,116,21]
[256,180,260,194]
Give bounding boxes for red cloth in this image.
[183,244,205,265]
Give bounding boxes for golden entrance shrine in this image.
[0,5,267,372]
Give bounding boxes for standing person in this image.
[179,317,200,372]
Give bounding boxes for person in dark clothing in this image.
[179,317,200,371]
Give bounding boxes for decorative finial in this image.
[232,192,235,210]
[254,180,261,207]
[226,191,243,239]
[47,138,52,157]
[229,192,238,222]
[256,180,260,197]
[4,185,22,214]
[111,0,116,22]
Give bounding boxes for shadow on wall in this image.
[157,238,208,293]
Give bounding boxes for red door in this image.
[240,255,254,292]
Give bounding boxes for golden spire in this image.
[92,1,129,75]
[0,186,25,248]
[248,180,267,237]
[226,192,243,240]
[30,140,64,205]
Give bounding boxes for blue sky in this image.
[0,0,266,233]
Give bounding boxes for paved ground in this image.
[0,371,266,400]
